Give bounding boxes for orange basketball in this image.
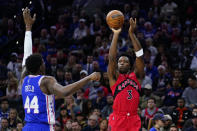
[106,10,124,29]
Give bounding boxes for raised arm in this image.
[128,18,145,81]
[107,28,121,87]
[41,72,101,98]
[21,7,36,80]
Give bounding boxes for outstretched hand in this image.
[111,28,122,34]
[89,72,101,81]
[129,18,136,34]
[23,7,36,28]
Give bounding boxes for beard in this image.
[118,68,129,74]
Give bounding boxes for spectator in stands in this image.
[73,18,87,40]
[82,114,99,131]
[82,100,93,118]
[149,113,166,131]
[46,56,58,76]
[84,81,108,100]
[92,88,107,110]
[75,112,87,129]
[101,94,113,119]
[145,60,159,81]
[163,78,183,111]
[57,105,71,130]
[141,97,163,129]
[183,106,197,130]
[64,95,79,119]
[7,53,18,74]
[83,55,94,75]
[64,71,74,86]
[40,28,49,45]
[140,84,162,109]
[1,77,20,105]
[0,117,10,131]
[145,37,158,63]
[64,119,72,131]
[99,119,108,131]
[153,65,171,96]
[16,122,23,131]
[171,98,192,129]
[163,114,173,131]
[71,120,82,131]
[55,68,65,85]
[182,75,197,108]
[169,125,178,131]
[161,0,178,17]
[0,99,9,122]
[64,55,76,72]
[185,113,197,131]
[7,108,21,128]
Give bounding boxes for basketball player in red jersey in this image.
[107,18,145,131]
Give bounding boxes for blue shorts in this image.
[22,123,54,131]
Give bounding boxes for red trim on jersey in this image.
[145,107,159,119]
[47,96,51,124]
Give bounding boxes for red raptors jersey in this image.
[111,72,141,115]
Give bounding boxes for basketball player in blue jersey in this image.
[21,8,101,131]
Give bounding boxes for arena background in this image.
[0,0,197,131]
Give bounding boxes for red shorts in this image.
[108,112,141,131]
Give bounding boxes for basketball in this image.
[106,10,124,29]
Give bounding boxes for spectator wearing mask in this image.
[171,98,192,129]
[182,75,197,108]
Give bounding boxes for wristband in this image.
[135,49,143,57]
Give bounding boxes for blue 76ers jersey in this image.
[22,75,55,125]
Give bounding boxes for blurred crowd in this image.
[0,0,197,131]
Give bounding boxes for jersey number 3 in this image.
[127,90,132,100]
[24,96,39,114]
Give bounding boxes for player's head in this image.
[25,54,45,75]
[117,53,134,74]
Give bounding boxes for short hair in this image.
[177,98,185,103]
[118,53,135,67]
[1,98,8,104]
[147,97,156,103]
[188,74,197,80]
[25,54,43,74]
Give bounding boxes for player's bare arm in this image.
[21,7,36,81]
[107,28,121,87]
[128,18,145,82]
[40,72,101,98]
